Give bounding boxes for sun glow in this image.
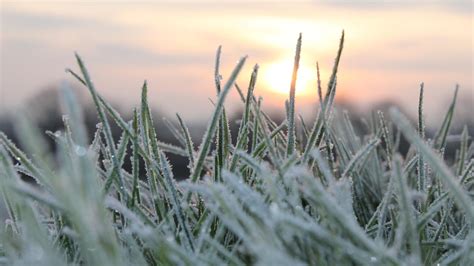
[262,61,315,96]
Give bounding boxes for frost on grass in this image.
[1,32,473,266]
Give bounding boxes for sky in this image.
[0,0,472,125]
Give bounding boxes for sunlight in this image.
[262,60,315,96]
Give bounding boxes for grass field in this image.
[0,32,473,265]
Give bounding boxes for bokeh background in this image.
[1,0,472,126]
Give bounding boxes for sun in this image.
[262,60,315,96]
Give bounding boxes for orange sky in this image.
[1,1,472,125]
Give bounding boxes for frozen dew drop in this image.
[75,145,87,156]
[29,245,44,261]
[4,219,14,227]
[329,142,334,150]
[270,202,280,215]
[410,190,427,203]
[203,175,212,183]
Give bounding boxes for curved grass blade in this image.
[393,155,421,263]
[190,56,247,182]
[286,33,302,156]
[417,83,427,193]
[74,53,127,202]
[130,108,141,207]
[159,151,195,251]
[302,32,344,162]
[434,85,459,150]
[176,114,195,170]
[342,138,380,178]
[390,108,474,221]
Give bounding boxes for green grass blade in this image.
[391,108,474,221]
[302,32,344,162]
[158,151,195,251]
[190,56,247,182]
[342,138,380,178]
[417,83,427,193]
[176,114,196,170]
[393,155,422,263]
[74,53,127,202]
[286,33,302,156]
[214,45,222,94]
[434,85,459,150]
[130,108,141,207]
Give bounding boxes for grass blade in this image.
[286,33,302,156]
[190,56,247,182]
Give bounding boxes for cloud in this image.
[93,44,209,66]
[344,37,472,73]
[1,7,125,32]
[315,0,472,14]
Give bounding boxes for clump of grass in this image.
[1,32,473,266]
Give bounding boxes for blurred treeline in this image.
[0,85,472,179]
